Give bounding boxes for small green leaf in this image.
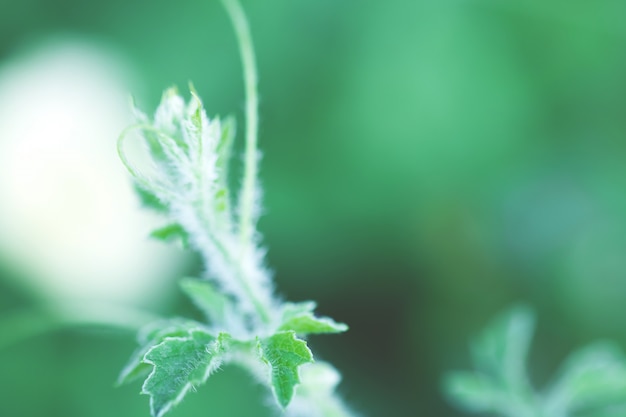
[150,223,189,246]
[117,319,204,386]
[179,277,235,326]
[142,329,226,417]
[259,330,314,408]
[188,91,204,132]
[278,302,348,335]
[134,184,168,212]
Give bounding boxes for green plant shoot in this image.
[116,1,354,416]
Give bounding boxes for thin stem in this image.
[220,0,272,326]
[220,0,259,258]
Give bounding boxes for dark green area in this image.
[2,0,626,416]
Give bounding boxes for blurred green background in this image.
[1,0,626,416]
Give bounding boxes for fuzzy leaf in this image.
[259,330,314,408]
[118,319,205,386]
[545,342,626,415]
[179,277,236,326]
[278,302,348,335]
[142,329,228,417]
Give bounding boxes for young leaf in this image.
[443,371,511,414]
[445,306,538,417]
[149,223,189,246]
[179,277,236,327]
[142,329,228,417]
[259,330,314,408]
[134,184,168,212]
[544,342,626,415]
[117,318,206,386]
[471,305,535,390]
[278,302,348,335]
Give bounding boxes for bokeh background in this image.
[1,0,626,416]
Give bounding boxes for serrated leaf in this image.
[179,277,235,326]
[150,223,189,246]
[259,330,314,408]
[545,342,626,415]
[117,319,205,386]
[142,329,226,417]
[278,302,348,335]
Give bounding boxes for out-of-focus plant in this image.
[115,1,355,416]
[444,306,626,417]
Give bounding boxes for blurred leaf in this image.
[444,371,509,413]
[149,223,189,246]
[297,362,342,396]
[179,277,236,327]
[134,184,168,212]
[446,306,537,417]
[447,307,626,417]
[471,305,535,391]
[545,342,626,415]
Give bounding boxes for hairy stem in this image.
[220,0,272,326]
[220,0,259,258]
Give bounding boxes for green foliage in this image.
[149,224,188,246]
[278,302,348,336]
[118,318,206,386]
[142,329,223,417]
[259,331,314,408]
[444,306,626,417]
[116,1,351,416]
[179,278,235,327]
